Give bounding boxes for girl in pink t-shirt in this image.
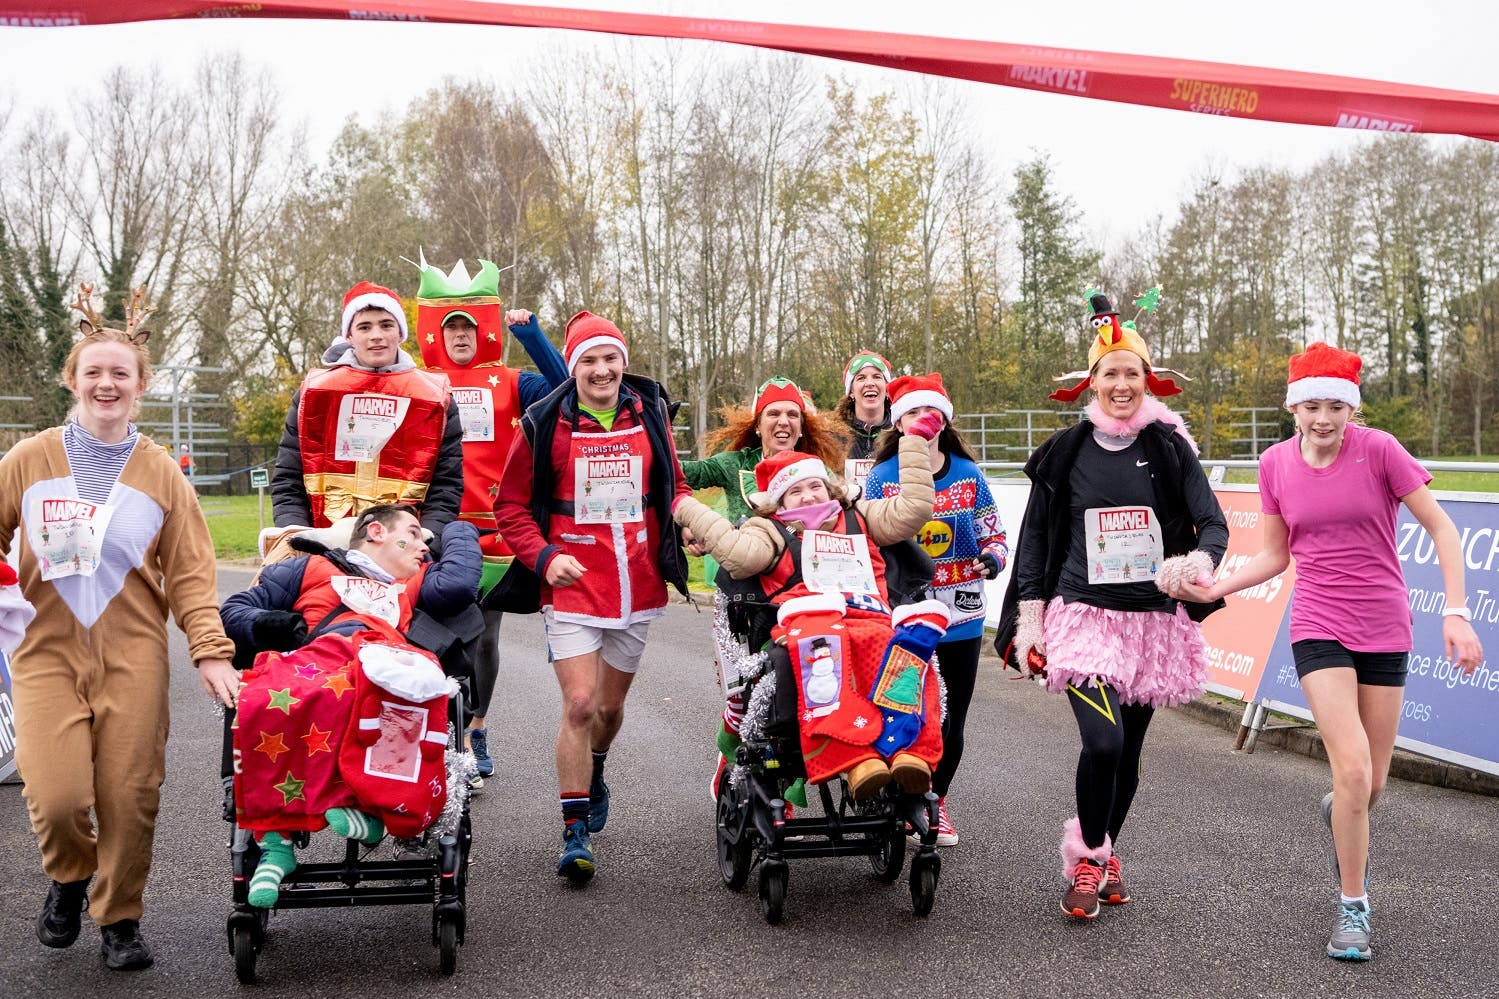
[1167,343,1482,962]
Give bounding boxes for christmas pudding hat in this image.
[341,281,408,342]
[843,349,893,394]
[887,373,953,423]
[750,449,833,507]
[563,311,629,375]
[1050,288,1186,402]
[411,249,504,369]
[1285,342,1361,408]
[753,376,807,418]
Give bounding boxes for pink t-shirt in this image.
[1259,424,1431,651]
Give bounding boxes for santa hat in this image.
[341,281,408,342]
[887,373,953,424]
[751,450,832,507]
[1050,291,1185,402]
[753,376,806,417]
[0,561,36,656]
[1285,342,1362,409]
[843,350,893,394]
[563,311,629,375]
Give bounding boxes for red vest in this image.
[547,417,666,625]
[432,363,522,557]
[293,556,427,635]
[296,365,451,527]
[758,508,892,609]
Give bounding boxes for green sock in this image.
[325,807,386,845]
[248,832,295,908]
[785,777,808,809]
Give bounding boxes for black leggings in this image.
[468,608,503,720]
[932,636,982,798]
[1067,680,1154,850]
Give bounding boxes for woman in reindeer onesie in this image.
[0,286,238,971]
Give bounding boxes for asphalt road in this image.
[0,567,1492,998]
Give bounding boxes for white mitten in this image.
[1014,598,1046,674]
[1155,550,1215,596]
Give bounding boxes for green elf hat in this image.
[843,349,893,394]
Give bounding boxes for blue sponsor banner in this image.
[1253,495,1499,776]
[0,651,16,781]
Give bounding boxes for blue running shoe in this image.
[556,822,595,883]
[1327,899,1372,960]
[588,777,610,833]
[469,728,493,778]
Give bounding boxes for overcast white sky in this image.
[1,0,1495,242]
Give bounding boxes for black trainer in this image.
[100,919,154,971]
[36,878,90,948]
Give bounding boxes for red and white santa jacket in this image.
[494,383,691,626]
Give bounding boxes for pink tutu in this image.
[1041,596,1208,707]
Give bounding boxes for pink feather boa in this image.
[1085,396,1198,455]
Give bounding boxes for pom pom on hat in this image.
[563,311,629,375]
[1285,341,1362,409]
[843,350,893,394]
[887,373,953,424]
[751,450,832,507]
[341,281,408,342]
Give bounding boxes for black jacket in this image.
[993,417,1228,664]
[271,388,465,534]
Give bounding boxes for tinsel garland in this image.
[713,593,768,696]
[731,670,777,793]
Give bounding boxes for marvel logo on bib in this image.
[844,458,874,491]
[574,454,644,524]
[450,386,495,442]
[801,529,879,597]
[30,496,113,581]
[1085,505,1164,584]
[335,393,412,462]
[330,575,405,627]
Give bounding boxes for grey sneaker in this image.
[1320,791,1369,889]
[1326,899,1372,960]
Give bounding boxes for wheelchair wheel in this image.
[870,823,907,883]
[438,915,459,976]
[232,924,258,984]
[715,780,752,890]
[910,854,939,918]
[758,862,788,925]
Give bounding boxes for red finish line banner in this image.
[6,1,1499,142]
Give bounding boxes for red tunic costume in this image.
[414,260,522,557]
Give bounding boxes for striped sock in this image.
[325,807,386,845]
[561,791,590,828]
[722,690,747,735]
[248,832,296,907]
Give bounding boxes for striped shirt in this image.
[63,421,139,504]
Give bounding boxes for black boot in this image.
[36,877,90,948]
[99,919,154,971]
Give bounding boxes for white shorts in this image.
[542,609,651,674]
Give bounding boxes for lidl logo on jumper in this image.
[917,519,954,558]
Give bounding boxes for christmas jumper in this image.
[494,374,691,626]
[0,426,235,926]
[864,450,1009,641]
[682,446,762,524]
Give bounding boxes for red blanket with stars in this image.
[234,633,360,833]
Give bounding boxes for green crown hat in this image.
[413,248,501,301]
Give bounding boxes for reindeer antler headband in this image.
[70,282,153,345]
